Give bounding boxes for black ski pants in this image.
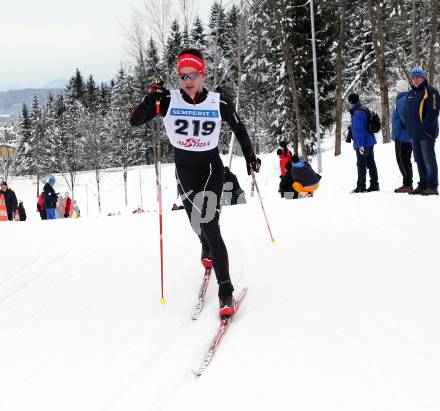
[356,146,379,190]
[175,159,233,298]
[395,140,413,186]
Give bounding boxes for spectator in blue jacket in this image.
[43,176,58,220]
[392,80,413,193]
[404,67,439,195]
[348,93,379,193]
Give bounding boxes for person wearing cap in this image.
[130,48,261,318]
[43,176,58,220]
[404,67,440,195]
[347,93,379,193]
[0,181,18,221]
[392,80,413,193]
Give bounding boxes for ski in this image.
[193,287,248,377]
[191,267,212,320]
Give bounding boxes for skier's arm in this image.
[129,89,171,126]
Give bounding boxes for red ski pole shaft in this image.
[251,171,275,244]
[157,161,165,304]
[154,87,165,304]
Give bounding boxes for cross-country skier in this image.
[130,48,261,317]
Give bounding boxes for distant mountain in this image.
[43,79,68,89]
[0,88,62,123]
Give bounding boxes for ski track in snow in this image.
[1,143,440,410]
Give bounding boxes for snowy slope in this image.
[1,142,440,411]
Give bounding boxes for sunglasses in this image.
[178,72,202,81]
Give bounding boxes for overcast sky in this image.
[0,0,218,91]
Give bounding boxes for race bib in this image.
[163,90,222,151]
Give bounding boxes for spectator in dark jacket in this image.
[290,154,321,197]
[404,67,439,195]
[223,167,246,205]
[279,161,298,199]
[43,176,58,220]
[348,93,379,193]
[392,80,413,192]
[0,181,18,220]
[17,201,26,221]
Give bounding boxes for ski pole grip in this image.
[154,78,163,115]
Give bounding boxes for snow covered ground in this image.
[1,140,440,411]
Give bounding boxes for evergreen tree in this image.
[85,74,99,112]
[0,126,26,180]
[66,68,86,105]
[15,103,33,174]
[207,1,228,89]
[343,0,376,93]
[190,15,208,49]
[98,83,111,116]
[165,19,183,87]
[182,23,190,47]
[241,0,274,153]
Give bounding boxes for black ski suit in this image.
[130,87,255,298]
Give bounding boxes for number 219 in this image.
[175,120,216,136]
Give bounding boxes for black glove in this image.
[147,81,165,102]
[246,153,261,175]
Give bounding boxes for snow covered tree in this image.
[335,0,348,156]
[0,127,25,181]
[190,15,207,49]
[66,69,86,106]
[207,1,228,89]
[85,75,99,113]
[14,103,33,174]
[54,99,86,198]
[368,0,391,143]
[98,83,112,116]
[165,19,183,87]
[107,66,146,207]
[82,110,112,213]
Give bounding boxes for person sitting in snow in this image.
[222,166,246,205]
[290,154,321,197]
[17,201,27,221]
[172,202,185,211]
[279,161,298,199]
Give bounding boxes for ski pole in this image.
[154,84,165,305]
[251,171,275,244]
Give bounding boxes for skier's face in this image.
[178,66,204,97]
[411,76,424,88]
